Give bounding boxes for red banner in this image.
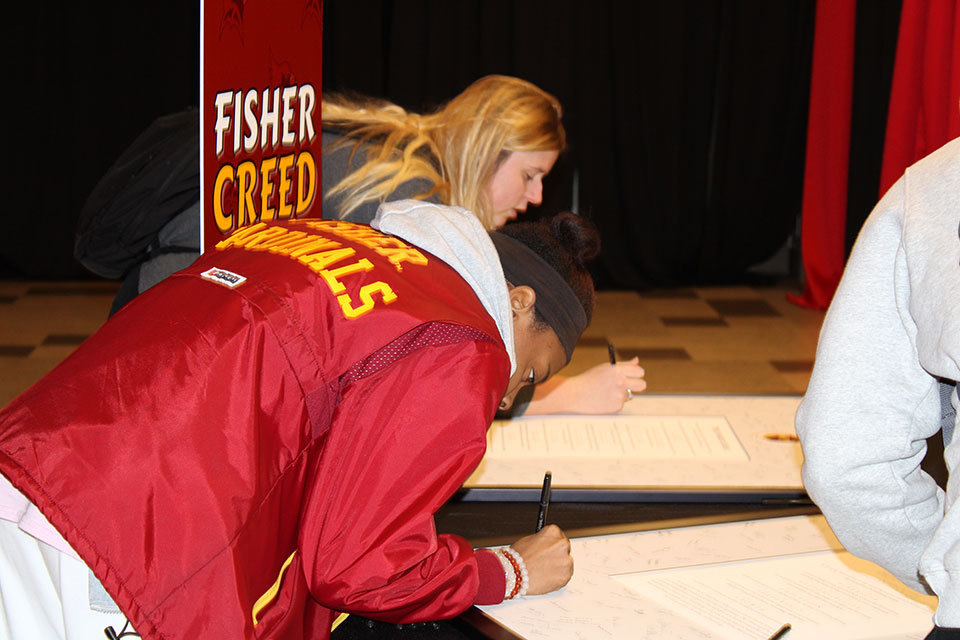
[200,0,323,252]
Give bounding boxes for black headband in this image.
[489,232,588,361]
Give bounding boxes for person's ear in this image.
[508,285,536,319]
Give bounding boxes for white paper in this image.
[612,551,937,640]
[466,395,803,489]
[485,415,748,461]
[479,516,936,640]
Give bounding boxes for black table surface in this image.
[331,497,820,639]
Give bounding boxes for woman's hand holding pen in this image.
[509,525,574,595]
[525,358,647,415]
[578,357,647,409]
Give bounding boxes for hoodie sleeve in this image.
[796,175,944,593]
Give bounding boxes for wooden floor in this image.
[0,280,826,407]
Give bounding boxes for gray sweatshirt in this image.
[372,200,517,376]
[797,137,960,626]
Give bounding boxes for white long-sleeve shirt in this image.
[798,136,960,627]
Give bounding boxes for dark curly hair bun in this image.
[499,212,599,323]
[549,212,601,266]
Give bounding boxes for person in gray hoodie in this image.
[797,136,960,639]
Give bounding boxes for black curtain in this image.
[846,1,902,255]
[324,0,816,288]
[6,1,900,285]
[3,4,198,279]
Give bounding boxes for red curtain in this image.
[787,0,856,311]
[879,0,960,196]
[790,0,960,311]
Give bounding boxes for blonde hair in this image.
[322,75,565,229]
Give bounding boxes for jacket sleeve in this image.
[796,178,944,593]
[298,337,509,621]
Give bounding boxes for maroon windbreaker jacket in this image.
[0,219,511,638]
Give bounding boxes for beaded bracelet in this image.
[502,547,530,599]
[493,549,518,600]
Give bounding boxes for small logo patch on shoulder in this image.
[201,267,247,288]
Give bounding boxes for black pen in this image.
[535,471,552,532]
[766,623,791,640]
[608,343,617,365]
